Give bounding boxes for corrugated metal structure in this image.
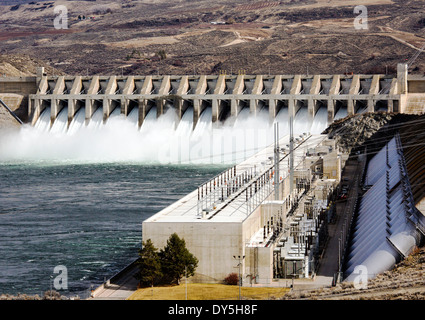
[344,132,425,281]
[400,116,425,208]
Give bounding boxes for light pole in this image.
[233,255,245,300]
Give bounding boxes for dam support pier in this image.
[21,64,425,129]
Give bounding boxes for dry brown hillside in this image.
[0,54,63,76]
[0,0,423,76]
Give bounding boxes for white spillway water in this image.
[139,107,158,134]
[108,107,122,121]
[87,108,103,130]
[50,108,68,134]
[310,107,328,134]
[0,105,329,164]
[33,107,51,132]
[293,107,311,134]
[127,107,139,128]
[275,107,289,135]
[334,107,348,120]
[68,108,85,136]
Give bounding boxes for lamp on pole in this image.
[233,255,245,300]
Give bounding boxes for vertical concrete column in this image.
[85,75,99,125]
[50,99,57,126]
[121,76,135,116]
[369,75,380,95]
[28,97,32,122]
[36,67,45,87]
[387,100,394,113]
[347,99,355,115]
[290,75,302,95]
[175,75,189,120]
[103,75,117,123]
[212,74,226,123]
[30,98,41,126]
[138,98,146,128]
[193,75,207,128]
[68,76,82,127]
[37,77,49,94]
[366,99,373,114]
[288,99,296,119]
[192,99,200,129]
[141,76,153,95]
[289,75,302,121]
[231,74,245,117]
[31,76,48,125]
[51,76,65,126]
[139,76,153,125]
[156,75,171,117]
[348,75,360,115]
[388,78,399,112]
[250,75,263,116]
[269,75,282,122]
[308,75,321,120]
[367,75,380,112]
[177,76,189,96]
[328,75,340,124]
[397,63,408,95]
[397,63,408,113]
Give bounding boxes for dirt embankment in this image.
[0,54,64,77]
[283,247,425,300]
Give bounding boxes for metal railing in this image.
[198,135,313,220]
[197,165,247,215]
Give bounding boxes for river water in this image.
[0,162,223,297]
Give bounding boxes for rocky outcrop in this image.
[0,290,81,300]
[324,112,395,153]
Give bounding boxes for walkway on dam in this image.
[90,263,139,300]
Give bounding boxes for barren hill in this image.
[0,0,423,76]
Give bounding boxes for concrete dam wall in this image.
[24,64,418,131]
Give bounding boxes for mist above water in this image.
[0,106,330,165]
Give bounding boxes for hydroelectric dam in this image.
[25,64,423,129]
[0,64,421,132]
[1,65,425,298]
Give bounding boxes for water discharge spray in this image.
[0,106,329,164]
